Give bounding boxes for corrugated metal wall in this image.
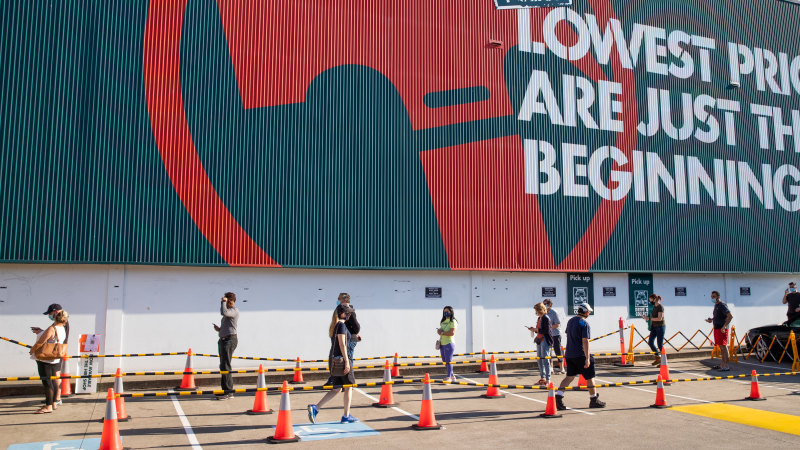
[1,0,799,272]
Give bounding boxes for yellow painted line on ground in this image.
[671,403,800,436]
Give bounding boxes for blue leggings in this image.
[648,326,665,353]
[440,343,455,378]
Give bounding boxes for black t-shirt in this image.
[650,304,665,327]
[787,292,800,321]
[330,321,351,359]
[712,301,730,329]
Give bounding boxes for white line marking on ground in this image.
[353,388,419,420]
[454,375,595,416]
[594,377,714,404]
[170,395,202,449]
[670,368,799,392]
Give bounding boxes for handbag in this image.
[534,334,543,345]
[435,339,441,350]
[31,326,68,361]
[330,355,346,377]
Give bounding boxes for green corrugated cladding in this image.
[1,0,799,272]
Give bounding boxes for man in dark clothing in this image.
[705,291,733,371]
[555,302,606,410]
[212,292,239,399]
[338,293,361,362]
[782,282,800,326]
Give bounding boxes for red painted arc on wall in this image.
[142,0,279,267]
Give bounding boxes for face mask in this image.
[790,288,797,293]
[336,300,340,305]
[48,315,54,320]
[443,312,451,318]
[711,298,718,303]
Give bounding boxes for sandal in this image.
[537,378,547,385]
[35,408,53,414]
[717,367,731,372]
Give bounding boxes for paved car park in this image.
[2,357,799,449]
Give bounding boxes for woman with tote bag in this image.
[30,310,69,414]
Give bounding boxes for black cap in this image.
[43,303,62,315]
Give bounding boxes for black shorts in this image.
[565,356,596,379]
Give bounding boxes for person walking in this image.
[641,294,665,365]
[542,299,562,374]
[307,303,358,424]
[337,293,361,362]
[555,303,606,410]
[30,310,69,414]
[782,282,800,326]
[31,303,70,406]
[705,290,733,371]
[212,292,238,400]
[528,303,553,385]
[437,306,458,382]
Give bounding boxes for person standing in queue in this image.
[527,302,553,385]
[307,303,358,424]
[31,303,70,407]
[213,292,238,400]
[642,294,665,365]
[30,310,69,413]
[705,290,733,371]
[782,282,800,326]
[337,293,361,362]
[437,306,458,383]
[555,303,606,410]
[542,299,562,374]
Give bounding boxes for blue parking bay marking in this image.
[9,438,102,450]
[294,421,379,441]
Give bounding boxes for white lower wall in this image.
[0,264,795,376]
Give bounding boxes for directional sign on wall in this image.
[567,273,593,315]
[628,274,653,318]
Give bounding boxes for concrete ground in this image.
[2,357,799,449]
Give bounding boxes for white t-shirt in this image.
[31,326,67,364]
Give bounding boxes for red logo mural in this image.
[142,0,636,270]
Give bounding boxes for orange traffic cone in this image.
[412,373,441,430]
[176,348,196,390]
[650,376,669,408]
[659,348,671,385]
[745,370,767,401]
[373,360,397,407]
[266,381,300,443]
[290,357,304,384]
[248,364,274,414]
[113,369,130,421]
[577,374,588,389]
[391,353,402,378]
[60,359,72,397]
[477,349,489,373]
[481,355,505,398]
[539,382,563,418]
[99,388,123,450]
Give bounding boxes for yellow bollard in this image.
[626,325,636,364]
[728,327,738,363]
[790,331,800,373]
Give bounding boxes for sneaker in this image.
[307,404,318,424]
[215,394,233,400]
[54,400,62,406]
[340,414,359,423]
[555,394,567,411]
[589,395,606,408]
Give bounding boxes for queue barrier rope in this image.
[110,370,800,398]
[0,351,663,382]
[0,327,632,364]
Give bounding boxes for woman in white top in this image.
[30,310,69,413]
